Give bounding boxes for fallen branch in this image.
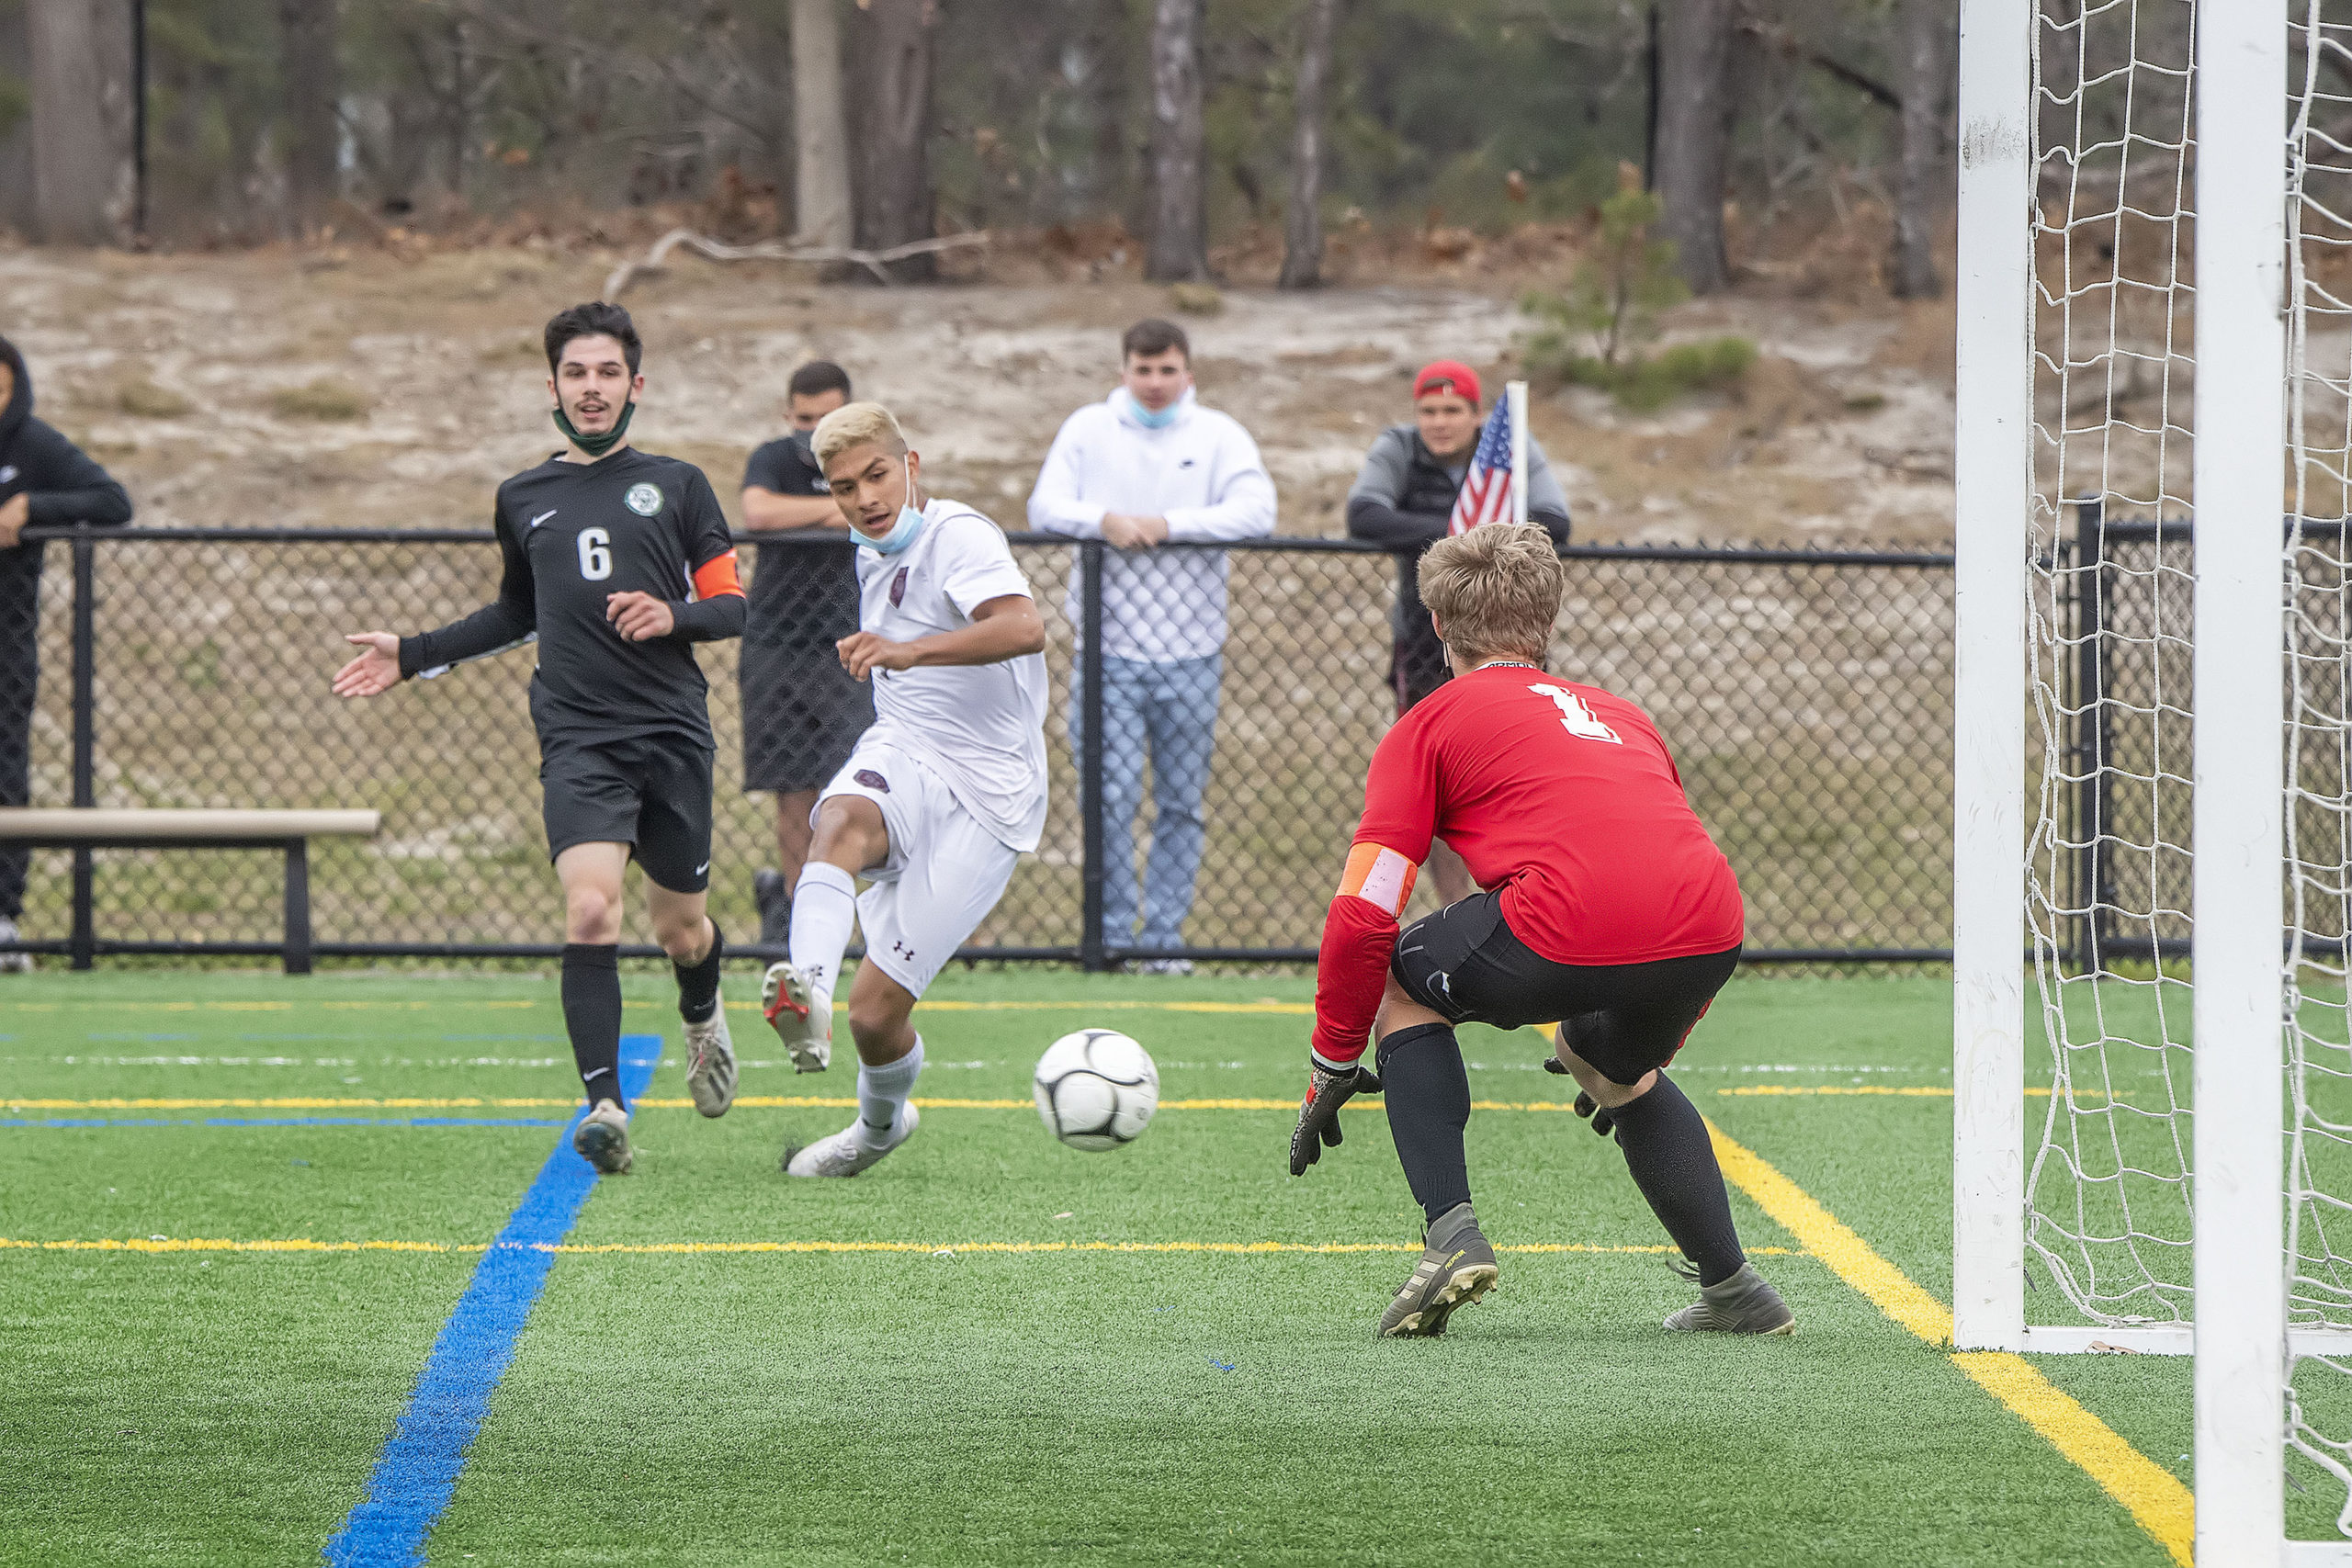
[603,228,992,297]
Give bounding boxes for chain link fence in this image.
[0,526,1956,966]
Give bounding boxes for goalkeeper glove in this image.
[1543,1056,1615,1136]
[1289,1058,1382,1177]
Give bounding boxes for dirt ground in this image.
[0,240,1956,545]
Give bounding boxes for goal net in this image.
[1967,0,2352,1551]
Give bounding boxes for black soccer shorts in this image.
[1388,889,1741,1086]
[540,735,715,893]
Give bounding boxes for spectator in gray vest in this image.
[1030,320,1277,971]
[1346,358,1569,903]
[0,337,133,972]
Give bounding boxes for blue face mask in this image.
[858,457,926,555]
[1126,389,1179,429]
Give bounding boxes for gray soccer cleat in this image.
[683,1007,738,1118]
[572,1100,633,1175]
[783,1100,920,1179]
[1378,1201,1499,1338]
[1663,1260,1795,1335]
[761,960,832,1074]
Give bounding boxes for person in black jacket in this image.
[1345,359,1569,903]
[0,337,133,971]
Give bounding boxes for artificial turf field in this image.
[0,964,2332,1565]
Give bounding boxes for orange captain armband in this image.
[692,551,744,601]
[1337,842,1418,919]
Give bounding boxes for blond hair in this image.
[811,400,910,470]
[1417,524,1563,663]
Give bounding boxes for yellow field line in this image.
[0,1235,1806,1258]
[1704,1118,2193,1566]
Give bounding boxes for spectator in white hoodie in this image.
[1029,319,1277,971]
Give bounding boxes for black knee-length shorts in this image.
[540,735,714,893]
[1389,889,1740,1086]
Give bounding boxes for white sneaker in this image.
[784,1100,919,1178]
[0,918,28,975]
[761,961,832,1074]
[1132,958,1194,976]
[682,1008,738,1117]
[572,1100,632,1174]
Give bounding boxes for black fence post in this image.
[2071,496,2109,975]
[1080,539,1109,973]
[70,532,96,971]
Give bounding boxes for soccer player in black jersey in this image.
[333,302,747,1174]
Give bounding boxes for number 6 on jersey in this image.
[577,526,612,581]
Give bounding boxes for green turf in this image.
[0,965,2275,1562]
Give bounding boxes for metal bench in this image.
[0,808,383,974]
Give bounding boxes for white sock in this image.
[787,863,857,999]
[856,1035,924,1148]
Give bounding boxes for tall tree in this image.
[1652,0,1735,295]
[792,0,854,247]
[280,0,341,231]
[0,4,36,237]
[1277,0,1339,290]
[1892,0,1946,299]
[854,0,937,280]
[1144,0,1205,282]
[28,0,128,245]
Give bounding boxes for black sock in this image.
[1608,1073,1746,1285]
[1377,1022,1474,1224]
[674,919,723,1024]
[562,942,625,1111]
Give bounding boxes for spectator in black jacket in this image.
[1345,358,1569,902]
[0,337,133,969]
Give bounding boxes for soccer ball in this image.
[1033,1029,1159,1151]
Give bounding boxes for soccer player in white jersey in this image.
[761,401,1049,1177]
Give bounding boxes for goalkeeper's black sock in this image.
[562,942,626,1111]
[673,918,723,1024]
[1377,1022,1473,1224]
[1608,1072,1745,1286]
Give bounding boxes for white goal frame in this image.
[1952,2,2327,1561]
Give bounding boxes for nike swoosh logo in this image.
[528,510,558,528]
[695,862,710,875]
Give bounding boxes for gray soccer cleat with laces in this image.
[571,1100,633,1175]
[682,1008,738,1117]
[1663,1260,1795,1335]
[1377,1201,1499,1338]
[783,1100,920,1179]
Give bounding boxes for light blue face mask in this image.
[1125,389,1179,429]
[858,457,926,555]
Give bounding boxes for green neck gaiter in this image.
[554,398,636,458]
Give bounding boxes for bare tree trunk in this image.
[280,0,340,231]
[1145,0,1206,282]
[29,0,128,244]
[1892,0,1946,299]
[854,0,936,281]
[0,3,37,237]
[1652,0,1735,295]
[791,0,853,247]
[1277,0,1338,290]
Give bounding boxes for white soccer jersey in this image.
[854,500,1049,852]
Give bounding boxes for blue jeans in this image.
[1069,653,1222,953]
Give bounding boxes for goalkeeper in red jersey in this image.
[1291,523,1792,1340]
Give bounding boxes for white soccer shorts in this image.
[817,739,1020,998]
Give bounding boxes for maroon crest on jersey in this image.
[854,770,889,794]
[890,567,909,607]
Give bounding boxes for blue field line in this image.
[321,1038,662,1568]
[2,1116,567,1130]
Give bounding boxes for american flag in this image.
[1445,398,1517,536]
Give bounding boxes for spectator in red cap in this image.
[1346,358,1570,903]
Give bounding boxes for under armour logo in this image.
[892,940,917,961]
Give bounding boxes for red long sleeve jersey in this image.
[1310,663,1744,1064]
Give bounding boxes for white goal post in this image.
[1952,1,2341,1560]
